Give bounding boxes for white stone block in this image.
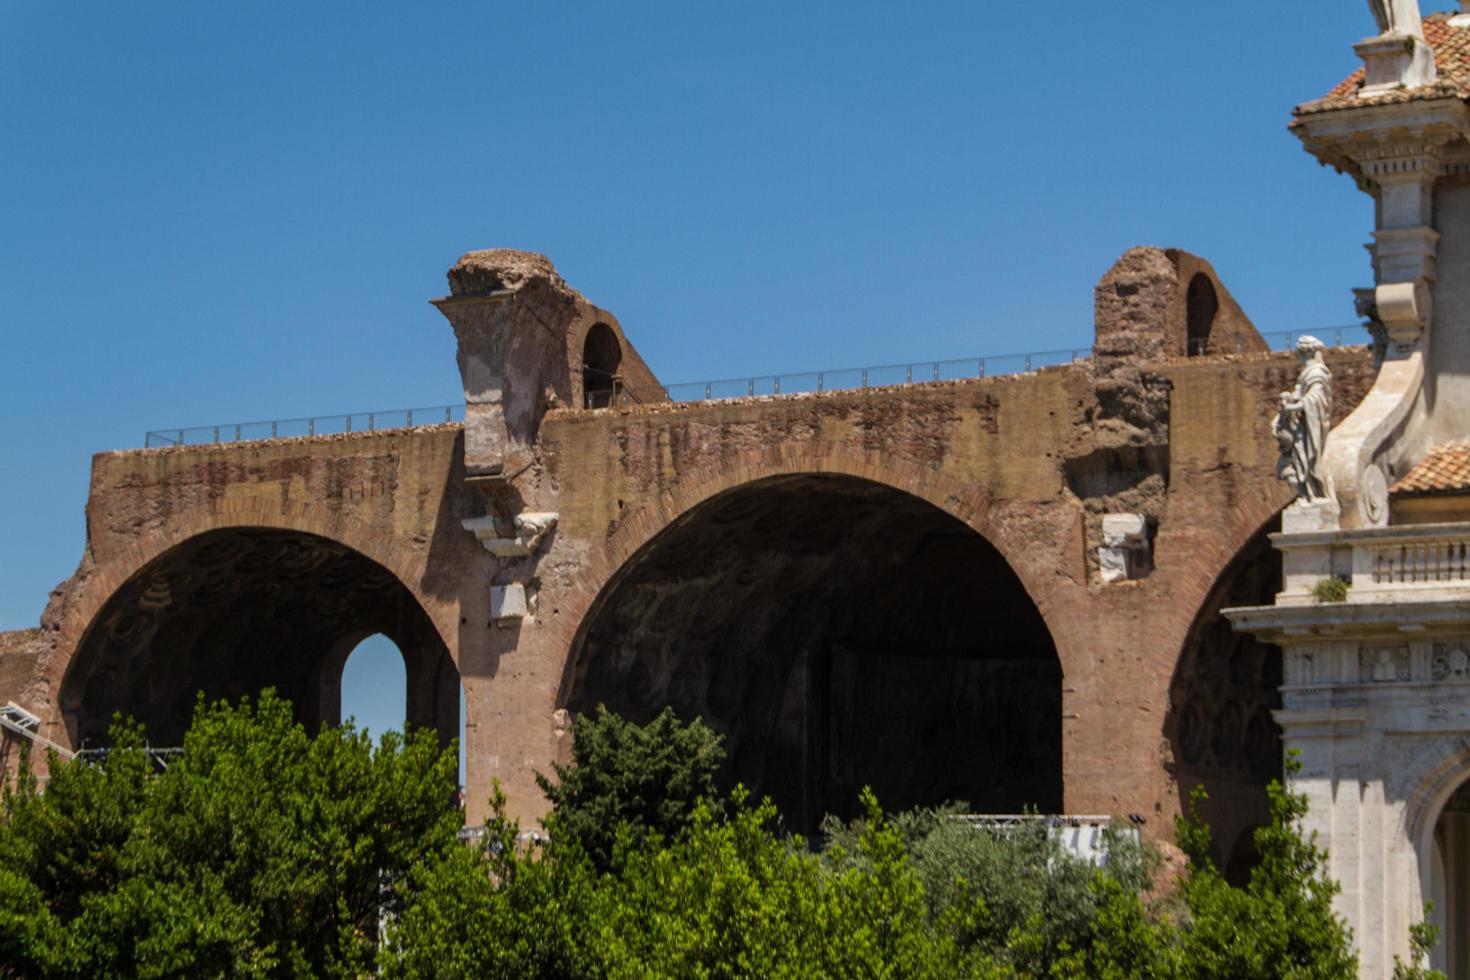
[1101,513,1148,546]
[490,583,528,622]
[1098,513,1151,583]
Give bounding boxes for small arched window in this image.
[583,323,623,408]
[1186,274,1218,357]
[339,633,406,738]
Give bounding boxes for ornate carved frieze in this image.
[1433,641,1470,682]
[1359,644,1412,682]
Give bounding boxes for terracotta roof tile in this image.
[1391,440,1470,496]
[1296,15,1470,116]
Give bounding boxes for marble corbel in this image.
[462,511,559,559]
[465,502,557,626]
[461,472,559,626]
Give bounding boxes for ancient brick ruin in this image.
[15,5,1470,973]
[0,242,1376,875]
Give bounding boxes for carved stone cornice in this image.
[1294,104,1469,187]
[1226,597,1470,644]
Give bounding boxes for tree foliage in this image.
[1393,907,1447,980]
[534,704,724,870]
[389,711,1369,978]
[3,701,1386,978]
[1169,758,1358,980]
[0,691,458,978]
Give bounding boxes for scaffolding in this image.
[0,702,182,771]
[0,701,74,760]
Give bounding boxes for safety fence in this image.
[1187,325,1362,357]
[142,326,1367,448]
[146,404,466,448]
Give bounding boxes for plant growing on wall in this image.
[1311,576,1351,604]
[1392,907,1447,980]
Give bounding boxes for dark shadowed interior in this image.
[1168,516,1283,883]
[1186,273,1219,356]
[565,474,1063,833]
[61,528,460,754]
[582,322,622,408]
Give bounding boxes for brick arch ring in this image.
[550,444,1080,697]
[1166,492,1294,657]
[32,496,454,739]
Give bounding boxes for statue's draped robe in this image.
[1368,0,1423,36]
[1277,359,1333,500]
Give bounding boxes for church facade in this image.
[1230,3,1470,975]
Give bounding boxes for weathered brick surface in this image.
[0,256,1378,841]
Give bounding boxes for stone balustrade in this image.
[1361,529,1470,587]
[1276,522,1470,604]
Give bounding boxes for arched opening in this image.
[564,474,1063,834]
[1432,833,1450,976]
[1224,825,1263,889]
[340,633,407,738]
[60,528,461,762]
[582,323,622,409]
[1186,273,1218,356]
[1168,516,1283,871]
[1430,779,1470,977]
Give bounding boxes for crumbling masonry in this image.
[0,243,1374,873]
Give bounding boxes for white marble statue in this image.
[1368,0,1424,36]
[1273,336,1334,503]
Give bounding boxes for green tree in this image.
[822,804,1163,977]
[534,704,724,870]
[380,781,597,980]
[386,785,1002,979]
[1393,907,1447,980]
[1171,756,1358,979]
[0,691,460,979]
[12,699,1381,977]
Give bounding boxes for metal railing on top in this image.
[145,404,466,448]
[1188,325,1362,358]
[141,326,1369,448]
[633,327,1365,406]
[656,347,1092,404]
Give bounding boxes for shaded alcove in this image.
[582,322,622,408]
[1168,515,1284,874]
[1186,273,1219,356]
[61,528,461,757]
[563,474,1063,835]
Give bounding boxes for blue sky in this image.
[0,1,1428,736]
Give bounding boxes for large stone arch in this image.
[555,446,1078,673]
[1166,502,1289,878]
[36,498,459,753]
[554,453,1067,834]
